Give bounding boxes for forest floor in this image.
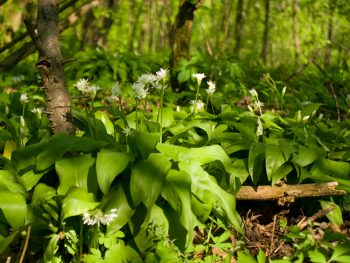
[237,200,350,259]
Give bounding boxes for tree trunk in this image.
[292,0,301,66]
[324,0,337,68]
[234,0,244,58]
[24,0,75,135]
[261,0,270,64]
[169,0,202,90]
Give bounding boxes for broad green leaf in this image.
[257,249,267,263]
[20,170,45,191]
[319,200,343,225]
[133,130,159,159]
[61,187,99,221]
[0,191,26,230]
[44,234,60,263]
[271,163,293,185]
[156,143,189,162]
[95,111,114,135]
[237,250,257,263]
[130,153,171,208]
[311,158,350,179]
[301,103,323,118]
[56,155,95,196]
[104,243,142,263]
[293,145,324,167]
[162,170,197,248]
[279,139,297,160]
[265,145,286,181]
[153,107,175,128]
[177,69,191,84]
[96,149,130,194]
[329,242,350,262]
[12,134,107,172]
[234,122,256,143]
[104,184,135,235]
[248,143,265,185]
[179,161,243,233]
[307,249,326,263]
[130,205,169,252]
[0,170,26,196]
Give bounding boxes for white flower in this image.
[111,84,122,97]
[20,93,29,104]
[190,100,205,111]
[156,68,168,81]
[74,78,90,93]
[206,81,216,95]
[82,209,118,226]
[122,127,131,136]
[88,85,101,99]
[132,82,148,100]
[249,88,258,98]
[256,118,263,136]
[31,107,43,119]
[137,74,157,86]
[193,73,206,86]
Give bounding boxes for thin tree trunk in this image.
[234,0,244,58]
[324,0,337,67]
[261,0,270,64]
[24,0,75,135]
[169,0,202,90]
[292,0,301,66]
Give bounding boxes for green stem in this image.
[195,84,200,101]
[159,88,165,142]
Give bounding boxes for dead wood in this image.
[236,182,346,203]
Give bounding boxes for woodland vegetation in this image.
[0,0,350,262]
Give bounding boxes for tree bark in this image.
[234,0,244,58]
[261,0,270,64]
[324,0,337,68]
[169,0,202,90]
[24,0,75,135]
[292,0,301,66]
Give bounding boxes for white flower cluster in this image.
[20,93,29,105]
[190,100,205,111]
[74,78,101,99]
[193,73,206,86]
[132,68,169,100]
[206,81,216,95]
[248,88,264,116]
[82,208,118,226]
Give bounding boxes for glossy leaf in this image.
[95,111,114,135]
[56,155,95,196]
[319,200,343,226]
[134,130,159,159]
[161,169,197,248]
[61,187,99,221]
[0,191,26,230]
[104,184,135,235]
[265,145,286,181]
[130,153,171,208]
[248,143,265,185]
[96,149,130,194]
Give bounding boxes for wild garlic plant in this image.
[261,73,286,112]
[248,89,264,138]
[74,78,101,138]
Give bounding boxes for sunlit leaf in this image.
[96,149,130,194]
[0,191,26,230]
[95,111,114,135]
[130,153,171,208]
[61,187,99,221]
[56,155,95,196]
[248,143,265,185]
[162,170,197,248]
[319,200,343,226]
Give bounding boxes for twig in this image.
[19,225,31,263]
[270,215,277,254]
[298,206,335,230]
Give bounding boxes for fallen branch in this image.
[236,182,346,203]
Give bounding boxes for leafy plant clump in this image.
[0,69,349,262]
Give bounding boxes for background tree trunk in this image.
[24,0,75,135]
[324,0,337,68]
[169,0,201,90]
[292,0,301,66]
[261,0,270,64]
[234,0,244,58]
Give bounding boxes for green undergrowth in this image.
[0,70,349,262]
